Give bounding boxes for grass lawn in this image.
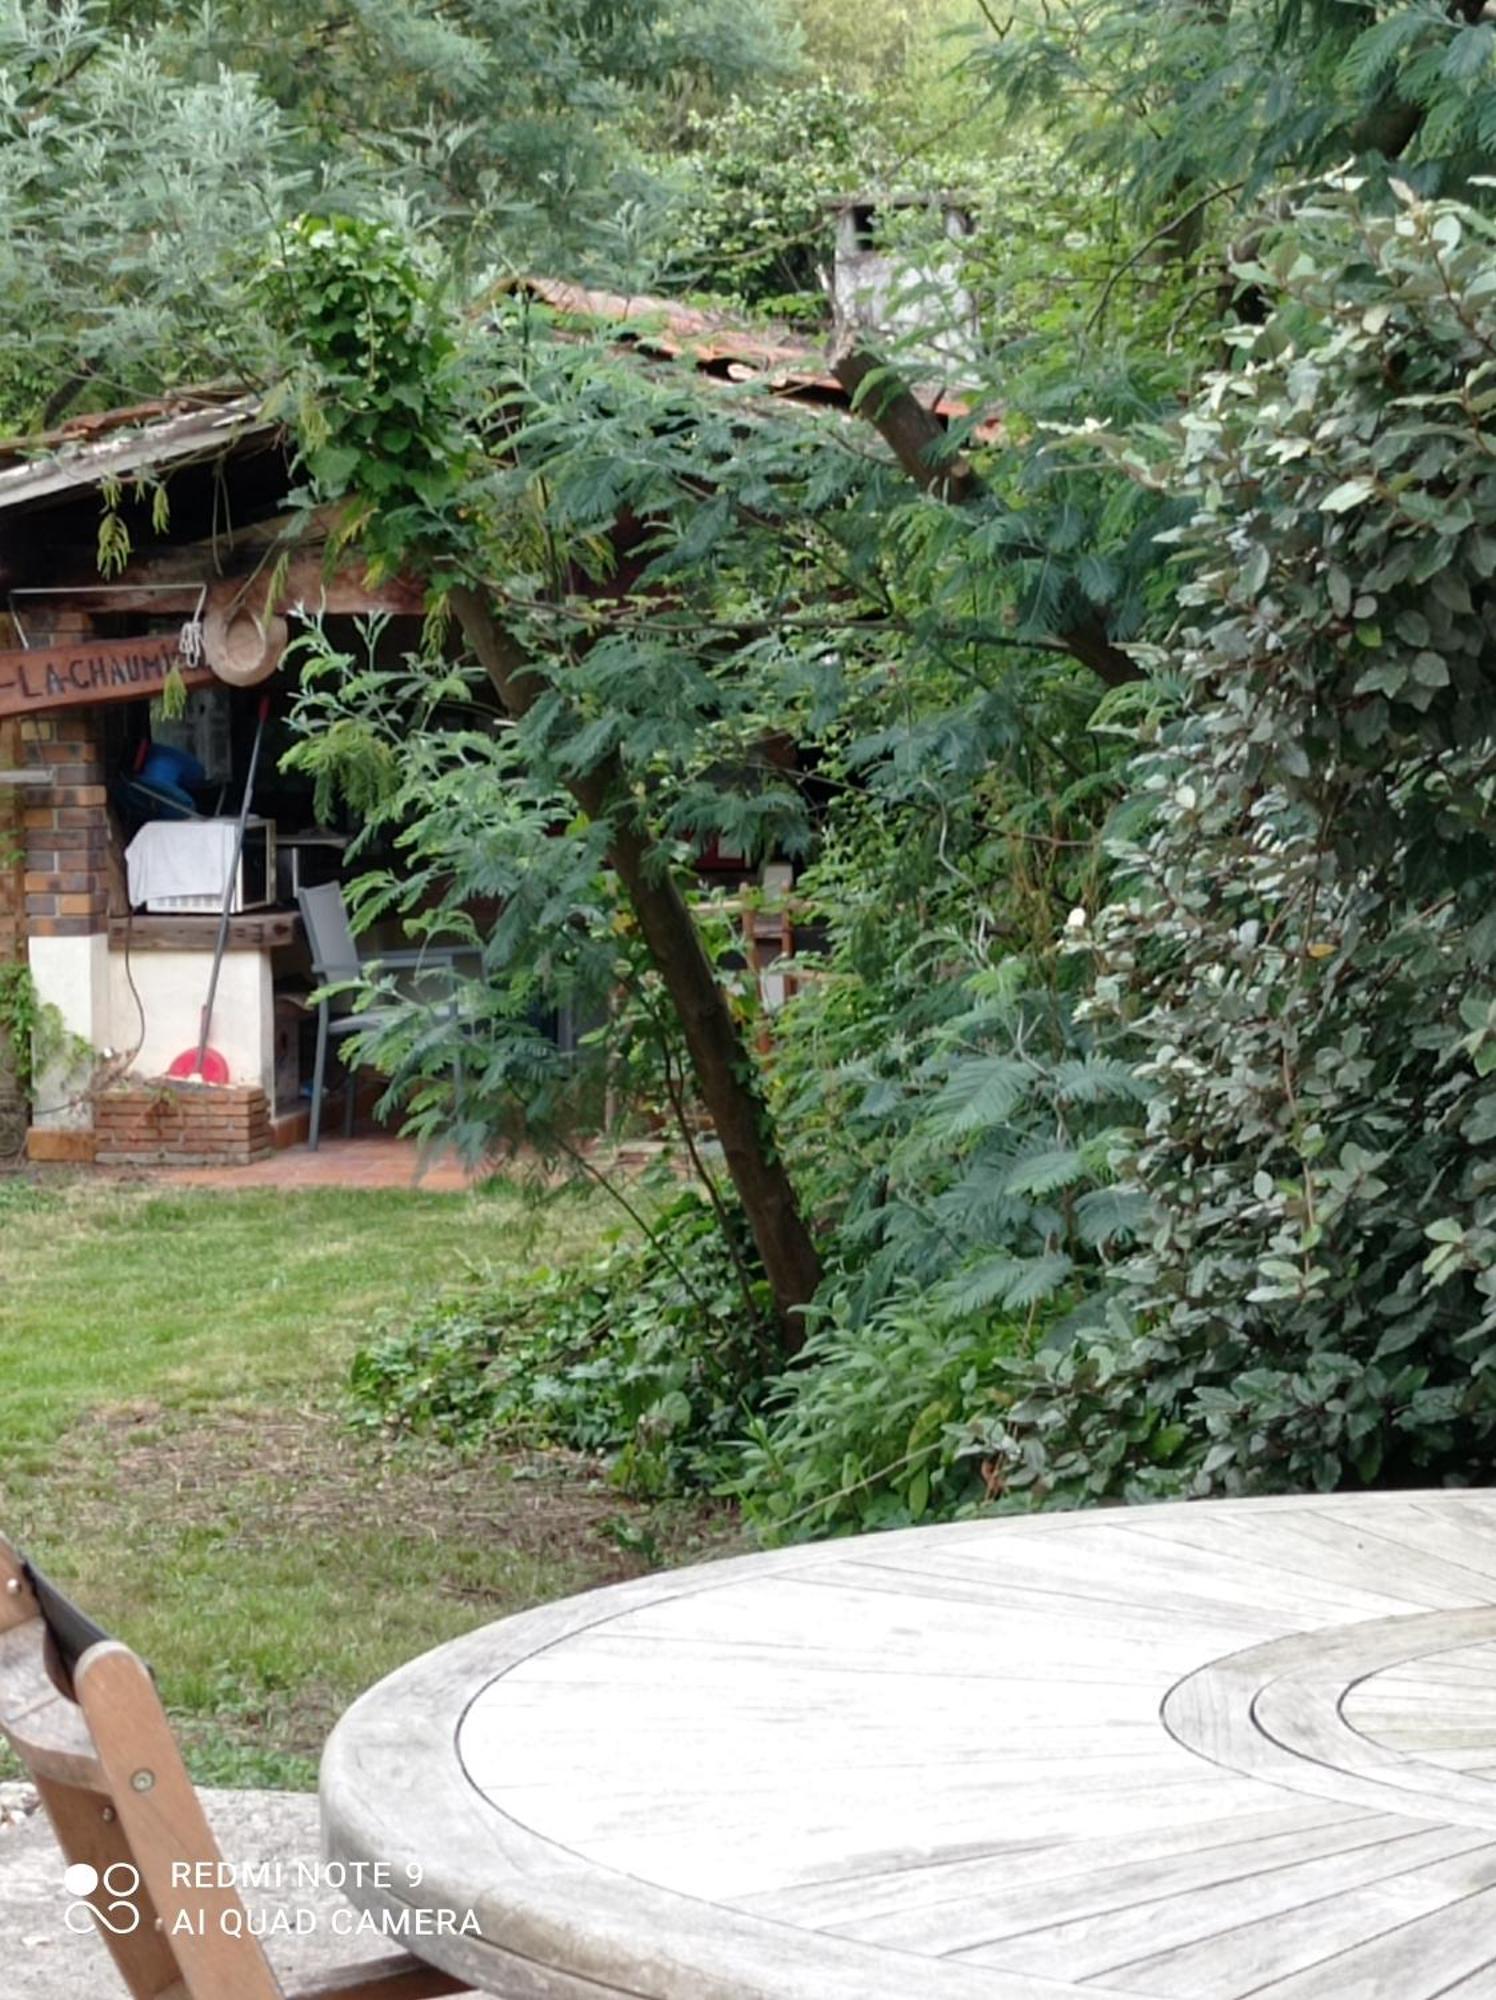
[0,1173,739,1788]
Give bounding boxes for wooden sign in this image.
[0,633,217,720]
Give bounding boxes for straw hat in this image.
[202,586,287,687]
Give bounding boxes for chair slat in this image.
[0,1625,107,1790]
[75,1640,285,2000]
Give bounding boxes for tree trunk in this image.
[450,583,822,1350]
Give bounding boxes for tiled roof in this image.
[511,277,995,433]
[0,393,274,515]
[0,283,997,517]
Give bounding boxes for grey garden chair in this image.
[296,884,464,1151]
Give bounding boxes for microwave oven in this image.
[143,818,277,914]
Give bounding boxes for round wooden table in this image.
[321,1491,1496,1998]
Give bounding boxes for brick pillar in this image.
[21,711,113,1143]
[21,714,114,935]
[0,719,25,1157]
[0,718,22,965]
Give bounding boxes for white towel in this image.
[126,820,241,909]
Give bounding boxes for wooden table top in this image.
[320,1491,1496,1998]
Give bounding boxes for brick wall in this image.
[19,714,115,938]
[0,718,22,965]
[93,1083,271,1165]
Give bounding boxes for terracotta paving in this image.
[152,1136,483,1192]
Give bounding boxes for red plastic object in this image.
[165,1046,230,1085]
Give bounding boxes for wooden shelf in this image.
[108,911,302,952]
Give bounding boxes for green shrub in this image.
[736,1291,1033,1539]
[739,784,1147,1537]
[987,182,1496,1504]
[0,963,87,1104]
[349,1193,774,1495]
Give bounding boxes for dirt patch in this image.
[9,1400,745,1780]
[56,1399,742,1579]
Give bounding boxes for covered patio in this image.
[0,321,829,1180]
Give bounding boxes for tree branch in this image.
[829,337,1142,686]
[1087,182,1245,332]
[829,339,982,505]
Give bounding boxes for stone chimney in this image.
[827,193,979,383]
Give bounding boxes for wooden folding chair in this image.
[0,1534,475,1999]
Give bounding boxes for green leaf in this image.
[1075,1186,1150,1245]
[1050,1057,1152,1104]
[1463,1095,1496,1143]
[1320,477,1375,512]
[938,1252,1073,1315]
[307,443,361,491]
[1002,1147,1090,1198]
[925,1057,1034,1138]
